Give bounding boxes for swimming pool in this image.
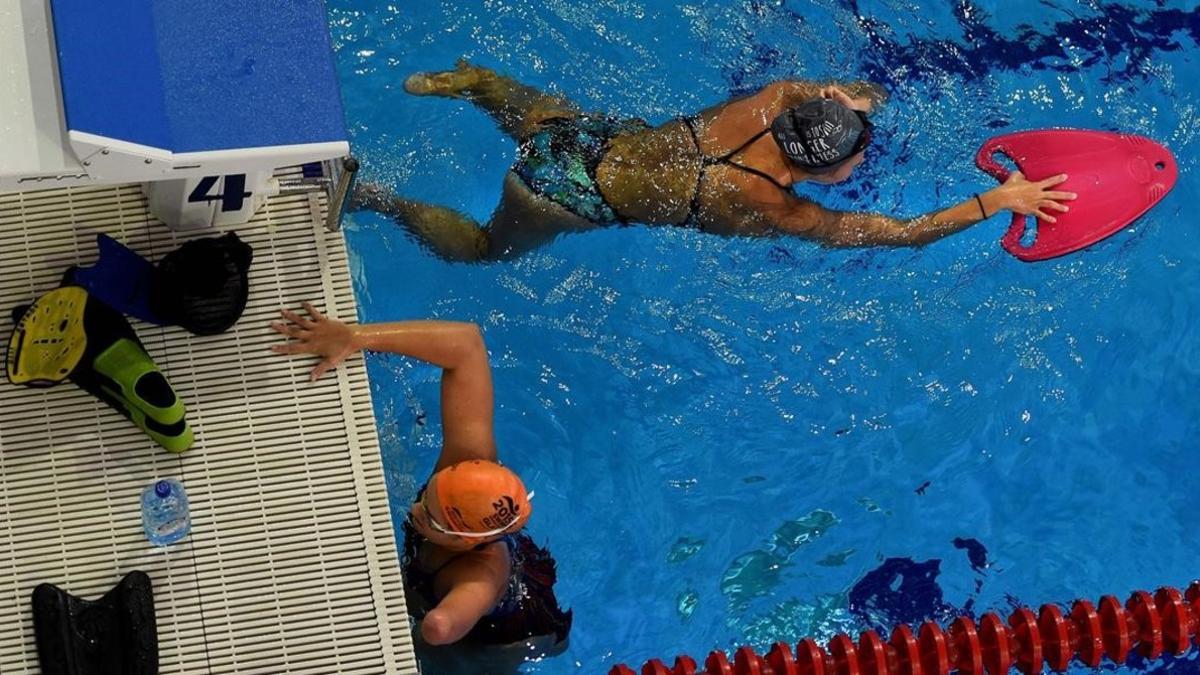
[326,0,1199,672]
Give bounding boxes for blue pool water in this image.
[326,1,1199,672]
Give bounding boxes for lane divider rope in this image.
[612,582,1200,675]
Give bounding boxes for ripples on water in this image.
[330,1,1199,672]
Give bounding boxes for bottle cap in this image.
[154,480,171,498]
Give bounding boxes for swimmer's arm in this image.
[353,321,497,469]
[421,544,511,645]
[700,79,887,134]
[768,80,888,114]
[772,173,1076,247]
[270,307,496,466]
[778,196,989,247]
[837,82,888,110]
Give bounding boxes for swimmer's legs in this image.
[351,183,489,263]
[483,173,594,259]
[404,60,579,140]
[351,175,591,263]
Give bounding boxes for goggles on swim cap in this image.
[417,460,533,539]
[771,98,873,173]
[415,488,536,539]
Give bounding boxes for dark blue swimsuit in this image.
[401,488,572,646]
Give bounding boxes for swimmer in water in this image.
[270,304,571,650]
[352,60,1076,261]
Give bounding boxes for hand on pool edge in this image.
[270,302,359,382]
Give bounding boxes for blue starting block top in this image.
[50,0,347,153]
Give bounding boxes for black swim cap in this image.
[771,98,872,173]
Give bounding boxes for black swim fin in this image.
[32,570,158,675]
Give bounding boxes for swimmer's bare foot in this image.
[404,59,493,98]
[349,181,397,212]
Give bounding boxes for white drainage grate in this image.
[0,174,419,674]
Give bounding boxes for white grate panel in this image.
[0,173,418,673]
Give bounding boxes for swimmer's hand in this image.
[989,171,1077,223]
[821,85,874,114]
[270,302,359,382]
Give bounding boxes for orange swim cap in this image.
[431,460,531,536]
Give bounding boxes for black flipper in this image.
[32,570,158,675]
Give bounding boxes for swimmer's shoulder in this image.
[699,171,826,236]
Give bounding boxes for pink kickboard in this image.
[975,129,1177,262]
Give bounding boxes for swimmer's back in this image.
[596,120,703,225]
[595,82,813,233]
[688,162,795,235]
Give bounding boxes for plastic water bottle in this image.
[141,479,191,546]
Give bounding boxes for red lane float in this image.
[611,583,1200,675]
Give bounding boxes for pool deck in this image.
[0,175,420,673]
